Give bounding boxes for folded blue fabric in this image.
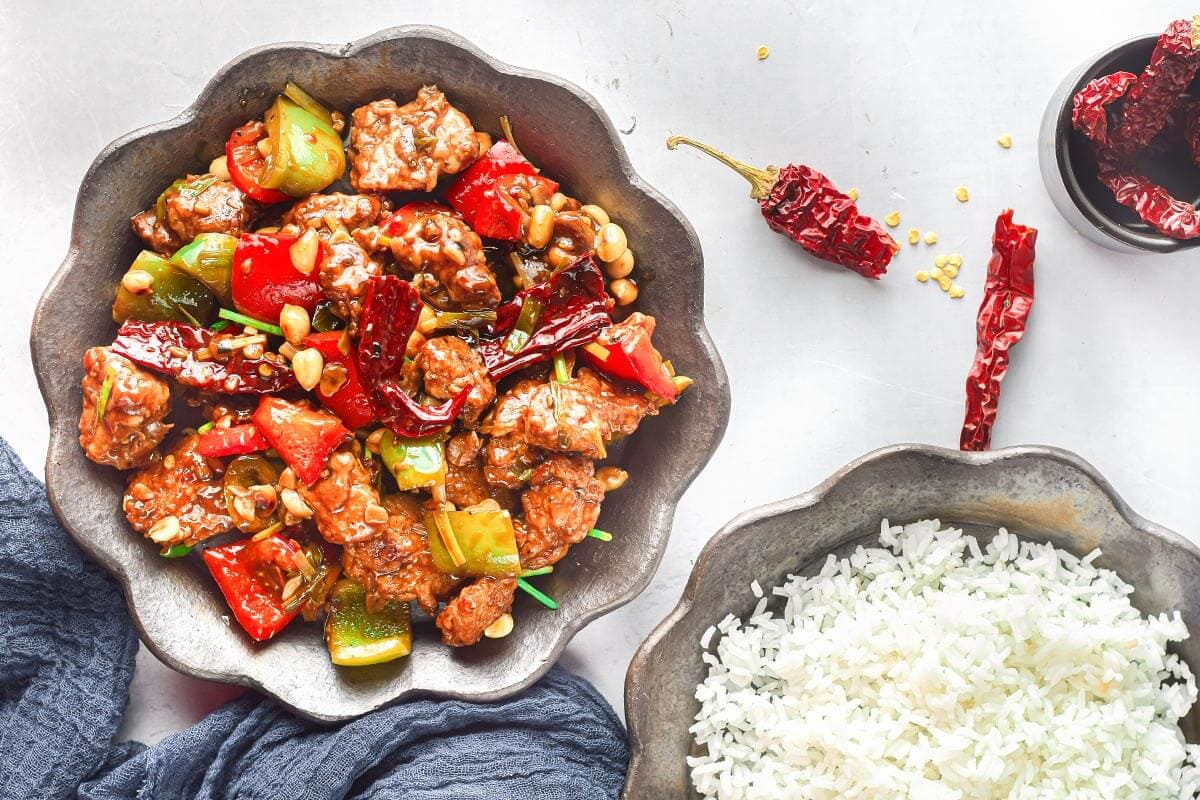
[0,440,628,799]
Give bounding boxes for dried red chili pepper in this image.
[1070,71,1138,148]
[665,135,898,278]
[1180,98,1200,167]
[111,320,296,394]
[1101,17,1200,164]
[960,210,1038,452]
[476,254,613,380]
[1098,169,1200,238]
[356,275,471,437]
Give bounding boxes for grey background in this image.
[3,0,1199,743]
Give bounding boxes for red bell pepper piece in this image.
[111,320,297,394]
[202,534,305,641]
[477,254,613,380]
[356,276,471,437]
[196,423,271,457]
[252,396,349,485]
[581,312,678,401]
[302,331,377,429]
[445,142,559,241]
[225,121,291,204]
[231,233,324,324]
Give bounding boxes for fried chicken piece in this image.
[297,449,389,544]
[281,192,386,235]
[516,455,603,569]
[382,204,500,307]
[349,86,477,192]
[436,576,516,647]
[413,336,495,427]
[341,494,461,615]
[79,346,172,470]
[124,434,231,546]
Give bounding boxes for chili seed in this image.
[954,186,970,202]
[948,253,963,268]
[256,226,280,235]
[997,134,1013,149]
[915,271,930,283]
[364,503,389,526]
[949,285,966,299]
[924,231,938,245]
[595,223,628,263]
[847,188,860,202]
[605,248,635,279]
[907,228,920,245]
[930,267,945,280]
[580,204,611,227]
[280,488,313,519]
[290,229,319,275]
[292,348,324,391]
[130,482,153,501]
[596,466,629,492]
[163,455,175,470]
[884,211,900,228]
[526,205,554,249]
[935,254,949,268]
[484,612,514,639]
[122,269,154,295]
[209,155,230,181]
[279,304,311,347]
[610,278,638,306]
[756,45,770,60]
[148,515,181,544]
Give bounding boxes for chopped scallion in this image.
[196,421,215,434]
[587,528,613,542]
[161,543,193,558]
[209,319,232,332]
[519,566,554,578]
[553,353,571,384]
[516,577,557,610]
[217,308,283,337]
[95,368,115,423]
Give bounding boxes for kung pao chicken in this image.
[79,82,689,664]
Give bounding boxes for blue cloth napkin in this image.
[0,440,628,799]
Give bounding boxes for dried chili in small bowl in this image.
[1040,18,1200,253]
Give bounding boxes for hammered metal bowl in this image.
[623,444,1200,798]
[32,26,729,721]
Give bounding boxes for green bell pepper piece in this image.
[425,508,522,577]
[169,233,236,304]
[260,96,346,197]
[325,579,412,666]
[378,432,446,491]
[112,250,216,325]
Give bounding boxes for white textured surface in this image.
[3,0,1200,745]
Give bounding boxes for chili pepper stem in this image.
[666,135,779,199]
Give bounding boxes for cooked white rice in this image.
[688,519,1200,799]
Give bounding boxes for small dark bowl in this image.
[624,445,1200,798]
[32,27,730,721]
[1039,33,1200,253]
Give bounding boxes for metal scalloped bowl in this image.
[31,27,729,721]
[623,445,1200,798]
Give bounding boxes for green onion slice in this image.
[503,296,544,354]
[553,353,571,385]
[95,367,115,423]
[519,566,554,578]
[587,528,612,542]
[161,543,193,558]
[217,308,283,336]
[516,577,557,610]
[196,421,215,434]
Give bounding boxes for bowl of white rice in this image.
[623,444,1200,799]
